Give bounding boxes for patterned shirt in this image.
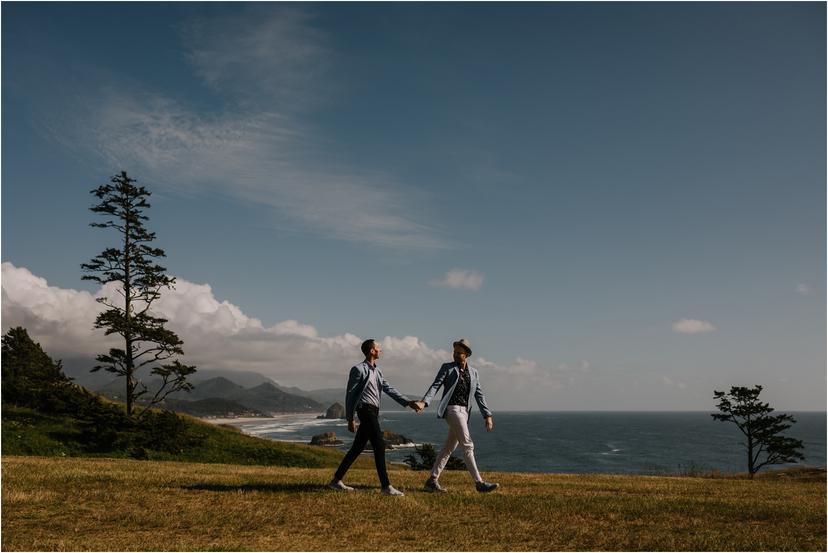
[447,365,471,407]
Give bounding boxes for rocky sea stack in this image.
[317,402,346,419]
[310,432,344,446]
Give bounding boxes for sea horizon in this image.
[221,410,827,475]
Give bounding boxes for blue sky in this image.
[3,2,825,410]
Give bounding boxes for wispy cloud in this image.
[181,6,330,110]
[429,269,484,291]
[672,318,717,334]
[660,375,687,390]
[44,7,447,250]
[796,283,812,295]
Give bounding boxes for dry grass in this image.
[2,456,825,551]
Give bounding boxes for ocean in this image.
[228,411,826,475]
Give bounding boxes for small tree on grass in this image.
[82,171,196,417]
[712,385,804,478]
[403,443,467,471]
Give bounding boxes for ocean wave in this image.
[241,416,345,436]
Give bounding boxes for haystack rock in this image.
[317,402,346,419]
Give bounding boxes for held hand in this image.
[484,416,493,432]
[348,420,357,433]
[416,400,426,412]
[408,400,424,413]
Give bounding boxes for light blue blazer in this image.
[344,361,410,422]
[421,362,493,419]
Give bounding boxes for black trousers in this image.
[333,404,389,488]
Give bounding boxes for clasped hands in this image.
[407,400,426,413]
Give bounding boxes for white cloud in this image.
[270,320,319,339]
[660,375,687,390]
[1,263,574,401]
[43,8,446,251]
[796,283,812,295]
[672,318,716,334]
[556,360,592,373]
[182,6,329,110]
[429,269,484,291]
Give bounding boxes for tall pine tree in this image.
[82,171,195,417]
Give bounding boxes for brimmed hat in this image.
[453,338,472,356]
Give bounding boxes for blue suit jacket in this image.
[421,362,493,419]
[344,361,410,422]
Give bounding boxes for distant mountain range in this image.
[63,361,279,391]
[80,365,418,417]
[95,375,324,416]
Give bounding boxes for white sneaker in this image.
[381,485,404,496]
[328,479,354,491]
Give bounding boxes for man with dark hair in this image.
[329,339,422,496]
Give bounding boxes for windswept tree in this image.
[82,171,195,417]
[2,326,68,406]
[712,385,804,478]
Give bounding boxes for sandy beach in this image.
[201,413,321,426]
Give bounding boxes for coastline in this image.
[201,413,323,426]
[200,413,417,450]
[196,410,827,475]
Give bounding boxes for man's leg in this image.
[430,418,459,481]
[362,408,391,488]
[333,414,370,482]
[446,406,483,483]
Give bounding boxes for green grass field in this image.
[1,405,345,467]
[2,456,824,551]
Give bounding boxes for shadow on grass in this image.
[183,482,378,493]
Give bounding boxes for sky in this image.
[2,2,825,411]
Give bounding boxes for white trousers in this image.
[430,405,482,482]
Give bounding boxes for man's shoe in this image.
[328,479,354,491]
[381,485,405,496]
[424,477,446,493]
[475,481,500,493]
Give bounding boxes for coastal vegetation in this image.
[1,327,343,467]
[3,456,824,551]
[81,171,196,416]
[712,385,805,478]
[2,404,342,467]
[404,442,467,471]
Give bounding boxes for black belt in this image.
[358,404,379,415]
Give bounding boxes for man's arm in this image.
[421,364,449,407]
[378,371,411,407]
[344,365,362,423]
[473,371,493,419]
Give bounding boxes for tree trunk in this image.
[124,196,133,417]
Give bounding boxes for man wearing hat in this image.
[416,338,499,493]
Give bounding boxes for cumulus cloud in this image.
[1,263,575,401]
[429,269,484,291]
[672,318,716,334]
